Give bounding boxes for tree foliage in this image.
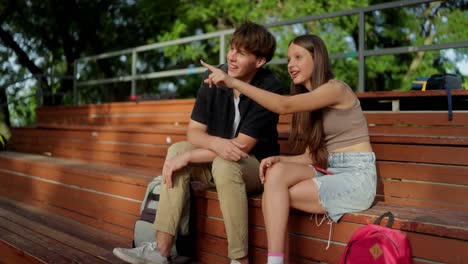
[0,0,466,125]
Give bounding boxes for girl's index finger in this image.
[200,60,217,72]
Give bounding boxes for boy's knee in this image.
[166,141,193,159]
[212,157,243,186]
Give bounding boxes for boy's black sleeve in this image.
[190,71,211,125]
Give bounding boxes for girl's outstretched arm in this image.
[200,60,344,114]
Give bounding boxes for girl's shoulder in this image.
[328,79,352,90]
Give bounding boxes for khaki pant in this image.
[154,141,263,259]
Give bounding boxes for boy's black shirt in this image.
[191,64,284,161]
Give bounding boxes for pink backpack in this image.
[340,212,413,264]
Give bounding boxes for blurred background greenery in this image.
[0,0,466,126]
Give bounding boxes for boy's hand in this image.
[162,153,189,188]
[200,60,235,88]
[211,137,249,161]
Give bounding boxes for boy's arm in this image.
[187,119,254,162]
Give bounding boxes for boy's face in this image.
[226,45,265,83]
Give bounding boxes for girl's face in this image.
[287,43,314,91]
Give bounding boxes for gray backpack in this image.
[133,176,191,256]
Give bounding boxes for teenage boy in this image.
[113,21,283,264]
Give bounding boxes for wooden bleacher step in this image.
[0,196,128,264]
[0,151,154,240]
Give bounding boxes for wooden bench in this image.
[0,196,128,264]
[1,96,467,263]
[194,111,468,263]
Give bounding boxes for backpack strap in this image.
[143,192,160,209]
[373,211,394,228]
[445,80,453,121]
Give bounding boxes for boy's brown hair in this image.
[230,21,276,63]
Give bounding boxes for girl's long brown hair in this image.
[288,35,334,169]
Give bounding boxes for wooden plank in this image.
[375,196,468,213]
[8,144,165,169]
[0,216,111,264]
[0,187,134,240]
[0,239,47,264]
[356,90,468,98]
[12,128,186,145]
[342,203,468,240]
[0,151,154,186]
[11,137,170,158]
[365,112,468,126]
[0,161,148,201]
[370,134,468,145]
[377,178,468,206]
[373,143,468,165]
[11,145,167,169]
[6,145,165,171]
[369,125,468,138]
[36,99,196,115]
[0,228,70,264]
[194,204,468,263]
[195,193,468,240]
[376,161,468,185]
[0,170,141,226]
[34,124,188,134]
[0,196,129,250]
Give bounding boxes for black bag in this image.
[426,74,462,91]
[426,74,462,121]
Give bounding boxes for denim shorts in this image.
[312,152,377,222]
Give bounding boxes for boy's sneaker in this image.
[113,242,188,264]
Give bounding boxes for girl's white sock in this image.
[267,254,284,264]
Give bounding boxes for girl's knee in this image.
[264,162,288,188]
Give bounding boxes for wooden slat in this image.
[0,228,70,264]
[369,125,468,138]
[377,178,467,206]
[36,99,195,115]
[0,196,129,250]
[376,161,468,185]
[0,187,134,240]
[35,124,188,134]
[373,143,468,165]
[0,151,154,186]
[11,137,170,157]
[12,127,186,145]
[194,194,468,263]
[195,192,468,241]
[365,111,468,126]
[356,90,468,98]
[0,217,111,264]
[0,160,148,201]
[370,134,468,145]
[0,171,140,228]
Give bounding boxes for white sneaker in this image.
[230,260,242,264]
[113,242,172,264]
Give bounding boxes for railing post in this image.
[131,51,137,97]
[219,34,226,65]
[73,60,78,105]
[358,11,365,92]
[36,74,42,107]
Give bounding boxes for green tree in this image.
[0,0,466,127]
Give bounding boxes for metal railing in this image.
[73,0,468,105]
[0,74,74,107]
